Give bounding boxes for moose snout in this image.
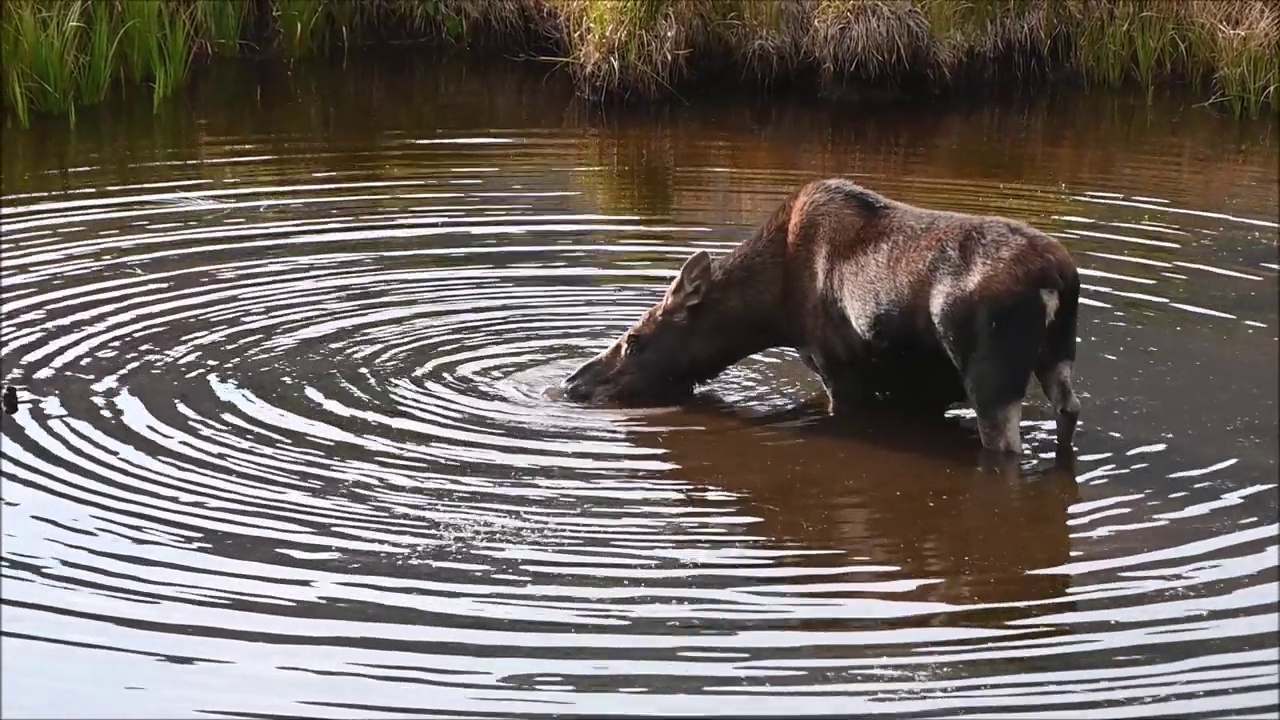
[561,358,605,402]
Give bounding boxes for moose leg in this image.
[824,370,876,415]
[802,352,874,416]
[1034,287,1082,451]
[872,351,968,417]
[941,292,1048,454]
[973,397,1025,454]
[798,350,821,376]
[1036,361,1080,448]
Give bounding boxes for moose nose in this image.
[560,360,598,402]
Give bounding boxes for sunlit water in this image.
[2,54,1278,719]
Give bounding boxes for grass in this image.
[546,0,1279,116]
[191,0,250,56]
[2,0,1277,128]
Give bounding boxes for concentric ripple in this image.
[2,62,1278,719]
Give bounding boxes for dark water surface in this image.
[2,54,1278,719]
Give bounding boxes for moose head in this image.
[561,250,761,406]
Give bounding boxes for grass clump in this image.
[275,0,328,57]
[2,0,1277,128]
[2,0,97,125]
[2,0,199,125]
[553,0,716,101]
[0,0,484,126]
[1194,0,1280,116]
[549,0,1279,116]
[190,0,250,56]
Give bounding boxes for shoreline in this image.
[3,0,1277,128]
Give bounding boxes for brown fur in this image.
[562,177,1082,455]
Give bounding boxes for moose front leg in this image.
[800,350,873,416]
[825,373,876,415]
[798,350,821,376]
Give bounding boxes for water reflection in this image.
[643,396,1082,628]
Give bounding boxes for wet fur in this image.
[563,177,1082,454]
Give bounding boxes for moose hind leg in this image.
[943,293,1047,454]
[1036,360,1080,449]
[1034,283,1082,451]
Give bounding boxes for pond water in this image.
[2,53,1277,719]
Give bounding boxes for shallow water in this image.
[2,54,1278,719]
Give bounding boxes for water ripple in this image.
[2,95,1277,719]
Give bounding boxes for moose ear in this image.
[665,250,713,311]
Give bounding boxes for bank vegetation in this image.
[3,0,1277,127]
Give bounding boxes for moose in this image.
[561,178,1082,455]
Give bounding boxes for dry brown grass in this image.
[550,0,718,100]
[543,0,1278,116]
[808,1,933,87]
[714,0,810,82]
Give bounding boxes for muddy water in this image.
[2,53,1277,718]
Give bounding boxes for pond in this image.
[2,52,1277,719]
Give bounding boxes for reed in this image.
[276,0,328,58]
[1,10,27,127]
[1195,1,1280,116]
[3,0,91,123]
[3,0,1277,129]
[0,0,197,126]
[190,0,249,56]
[148,1,195,109]
[81,2,127,105]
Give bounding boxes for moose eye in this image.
[624,333,647,355]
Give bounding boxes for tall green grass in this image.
[1,0,198,125]
[2,0,1277,128]
[277,0,328,58]
[1,0,490,126]
[191,0,249,56]
[3,0,93,125]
